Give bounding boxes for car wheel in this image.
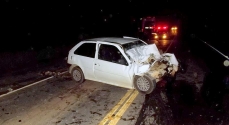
[134,74,156,94]
[71,67,85,83]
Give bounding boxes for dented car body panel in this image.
[67,37,179,92]
[126,44,179,82]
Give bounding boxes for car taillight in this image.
[157,27,161,29]
[163,26,167,29]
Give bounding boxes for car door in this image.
[94,43,133,89]
[72,42,96,80]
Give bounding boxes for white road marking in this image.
[0,71,68,98]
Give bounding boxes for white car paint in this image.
[68,41,97,81]
[94,42,133,88]
[67,37,179,89]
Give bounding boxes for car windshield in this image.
[122,40,147,51]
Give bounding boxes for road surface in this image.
[0,74,145,125]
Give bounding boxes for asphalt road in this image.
[0,73,145,125]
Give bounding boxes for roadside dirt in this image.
[0,58,69,96]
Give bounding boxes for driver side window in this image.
[98,44,128,66]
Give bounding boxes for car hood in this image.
[126,44,179,75]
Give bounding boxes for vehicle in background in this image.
[139,16,178,40]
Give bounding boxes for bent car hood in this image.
[126,44,179,76]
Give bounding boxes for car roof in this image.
[84,37,139,45]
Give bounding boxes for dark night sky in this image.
[1,0,228,52]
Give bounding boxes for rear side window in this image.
[74,43,96,58]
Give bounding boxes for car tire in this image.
[134,74,156,94]
[71,67,85,83]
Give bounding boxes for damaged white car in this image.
[67,36,179,94]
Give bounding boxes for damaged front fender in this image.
[126,44,179,81]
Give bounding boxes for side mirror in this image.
[223,60,229,67]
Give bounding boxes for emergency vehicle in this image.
[140,16,178,40]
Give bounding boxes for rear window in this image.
[74,43,96,58]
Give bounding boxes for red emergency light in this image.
[157,26,167,30]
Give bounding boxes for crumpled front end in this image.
[126,44,179,82]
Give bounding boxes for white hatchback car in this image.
[67,36,179,94]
